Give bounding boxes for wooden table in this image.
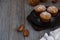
[0,0,60,40]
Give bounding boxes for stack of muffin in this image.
[34,5,58,22]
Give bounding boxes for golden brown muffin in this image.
[29,0,40,6]
[47,6,58,16]
[34,5,46,13]
[40,11,52,22]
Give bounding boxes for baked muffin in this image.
[34,5,46,13]
[40,11,52,22]
[47,6,58,16]
[29,0,40,6]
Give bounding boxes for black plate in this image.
[27,10,60,31]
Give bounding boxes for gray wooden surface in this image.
[0,0,60,40]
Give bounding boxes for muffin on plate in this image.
[40,11,52,22]
[47,6,58,16]
[34,5,46,13]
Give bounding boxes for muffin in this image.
[29,0,40,6]
[34,5,46,13]
[40,11,52,22]
[47,6,58,16]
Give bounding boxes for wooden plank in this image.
[0,0,10,40]
[9,0,22,40]
[9,0,25,40]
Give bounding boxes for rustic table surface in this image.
[0,0,60,40]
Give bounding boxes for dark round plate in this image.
[27,9,60,31]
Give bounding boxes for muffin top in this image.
[40,11,51,20]
[34,5,46,12]
[29,0,39,6]
[47,6,58,14]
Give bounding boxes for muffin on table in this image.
[40,11,52,22]
[47,6,58,16]
[34,5,46,13]
[29,0,40,6]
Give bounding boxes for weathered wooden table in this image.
[0,0,60,40]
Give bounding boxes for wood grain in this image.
[0,0,60,40]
